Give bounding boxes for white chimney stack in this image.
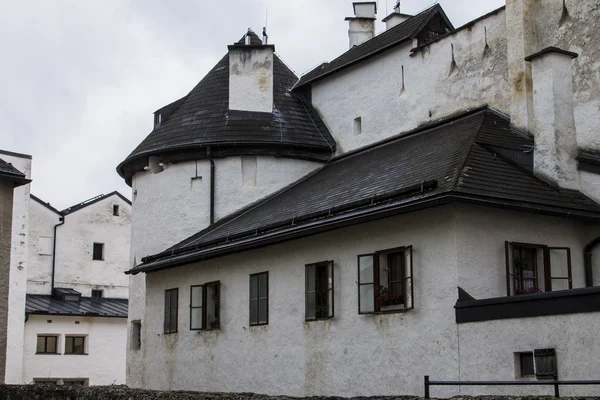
[346,2,377,48]
[382,1,412,30]
[228,30,274,114]
[525,47,579,189]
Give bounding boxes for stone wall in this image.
[1,386,598,400]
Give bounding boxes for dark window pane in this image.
[65,337,73,354]
[259,298,267,323]
[250,275,258,300]
[36,337,45,353]
[315,264,329,318]
[520,352,534,376]
[47,336,57,353]
[259,273,267,298]
[205,282,219,329]
[93,243,104,260]
[306,265,315,292]
[250,299,258,324]
[74,337,85,354]
[306,292,316,320]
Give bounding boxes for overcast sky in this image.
[0,0,504,210]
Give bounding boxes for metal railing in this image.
[424,375,600,398]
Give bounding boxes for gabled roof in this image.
[117,31,336,184]
[128,107,600,274]
[26,294,128,318]
[61,191,131,215]
[0,157,29,186]
[295,4,453,88]
[31,194,62,215]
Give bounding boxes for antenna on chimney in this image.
[394,0,401,12]
[262,8,269,45]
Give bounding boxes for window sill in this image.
[305,317,334,322]
[249,323,268,327]
[163,331,178,335]
[35,352,59,355]
[360,309,410,315]
[63,353,88,356]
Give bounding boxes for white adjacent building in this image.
[119,0,600,397]
[0,149,132,386]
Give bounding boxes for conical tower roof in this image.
[117,31,335,184]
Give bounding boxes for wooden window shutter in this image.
[534,348,557,379]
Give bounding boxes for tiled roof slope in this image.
[26,294,128,318]
[117,32,335,182]
[61,191,131,215]
[0,157,28,185]
[128,107,600,274]
[295,4,452,88]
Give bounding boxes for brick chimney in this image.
[346,2,377,48]
[525,47,579,189]
[228,30,274,113]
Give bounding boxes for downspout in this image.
[51,215,65,292]
[207,146,215,225]
[584,235,600,287]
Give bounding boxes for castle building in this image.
[1,148,131,386]
[118,1,600,396]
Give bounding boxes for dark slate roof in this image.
[117,31,335,184]
[578,150,600,174]
[61,191,131,215]
[26,294,128,318]
[128,107,600,274]
[0,157,29,186]
[295,4,452,88]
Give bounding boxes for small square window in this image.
[92,243,104,261]
[65,336,86,354]
[91,290,103,298]
[36,335,58,354]
[112,205,119,216]
[519,352,535,377]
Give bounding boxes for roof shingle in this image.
[128,107,600,274]
[26,294,128,318]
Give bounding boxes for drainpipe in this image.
[584,235,600,287]
[207,147,215,225]
[51,215,65,292]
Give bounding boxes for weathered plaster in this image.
[0,181,15,383]
[26,200,60,295]
[1,153,31,384]
[229,47,274,113]
[312,9,509,155]
[142,206,461,397]
[23,315,127,385]
[137,204,598,396]
[348,19,375,48]
[53,195,131,298]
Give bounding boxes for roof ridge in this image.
[30,194,62,215]
[61,191,131,215]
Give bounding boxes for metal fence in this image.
[424,375,600,398]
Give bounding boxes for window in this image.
[518,352,535,377]
[249,272,268,326]
[353,117,362,136]
[505,242,572,296]
[358,246,414,314]
[63,379,88,386]
[92,242,104,261]
[112,205,119,216]
[131,320,141,350]
[91,290,103,298]
[517,349,557,379]
[164,288,178,334]
[65,336,86,354]
[189,281,220,330]
[36,335,58,354]
[305,261,334,320]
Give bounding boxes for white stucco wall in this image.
[312,9,509,154]
[127,156,322,386]
[2,153,31,384]
[23,315,127,385]
[454,204,596,300]
[26,200,61,295]
[53,195,131,298]
[229,47,273,113]
[136,203,598,396]
[142,206,461,397]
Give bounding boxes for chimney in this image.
[382,1,412,30]
[525,47,579,189]
[346,2,377,48]
[228,29,274,113]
